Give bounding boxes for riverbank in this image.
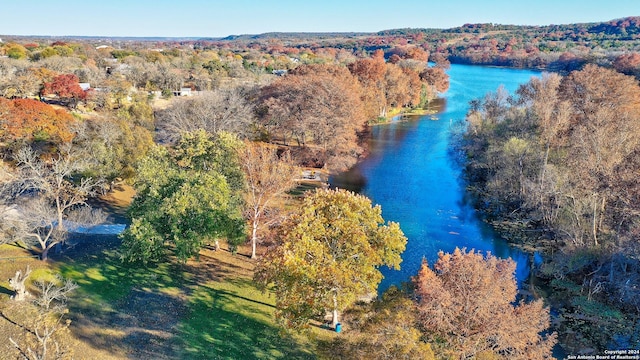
[367,106,439,125]
[478,215,640,355]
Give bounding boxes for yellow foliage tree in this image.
[255,188,407,329]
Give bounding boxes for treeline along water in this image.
[330,64,541,292]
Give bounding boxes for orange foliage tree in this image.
[348,50,389,118]
[258,64,367,171]
[349,49,444,117]
[415,248,556,359]
[420,66,450,102]
[613,52,640,76]
[0,98,75,144]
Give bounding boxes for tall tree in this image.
[255,188,407,329]
[240,143,297,259]
[383,62,412,109]
[420,65,450,103]
[415,248,556,359]
[348,50,388,118]
[258,64,367,171]
[557,64,640,246]
[73,114,154,185]
[121,131,246,263]
[516,72,571,227]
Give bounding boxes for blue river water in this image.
[330,64,542,292]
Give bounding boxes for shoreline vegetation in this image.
[368,106,440,125]
[458,66,640,353]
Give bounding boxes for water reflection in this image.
[330,64,541,292]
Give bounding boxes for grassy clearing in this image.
[177,276,319,359]
[1,182,332,359]
[15,237,326,359]
[0,244,123,359]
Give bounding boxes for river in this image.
[330,64,542,292]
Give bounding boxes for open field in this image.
[0,236,330,359]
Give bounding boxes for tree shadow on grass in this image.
[52,236,313,359]
[177,279,315,360]
[55,244,194,359]
[0,285,13,296]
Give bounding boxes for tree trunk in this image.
[592,194,599,247]
[56,197,64,232]
[42,246,50,261]
[9,266,32,301]
[332,293,339,329]
[251,219,259,259]
[539,144,550,222]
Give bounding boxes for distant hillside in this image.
[3,16,638,75]
[212,32,370,41]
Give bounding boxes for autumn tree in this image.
[405,46,430,62]
[415,248,556,359]
[516,72,571,227]
[348,50,439,115]
[384,62,412,109]
[463,65,640,247]
[348,50,387,118]
[258,64,368,171]
[41,73,88,108]
[319,286,435,360]
[420,65,450,103]
[3,43,28,60]
[613,52,640,77]
[255,188,407,329]
[240,143,297,259]
[557,64,640,246]
[0,98,76,144]
[121,131,246,263]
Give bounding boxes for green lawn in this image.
[178,278,317,359]
[53,241,323,359]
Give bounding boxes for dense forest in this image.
[0,16,639,359]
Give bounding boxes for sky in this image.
[1,0,638,38]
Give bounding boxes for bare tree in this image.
[36,56,83,74]
[9,266,33,301]
[18,196,67,260]
[241,143,297,258]
[7,273,77,360]
[156,88,255,141]
[33,275,79,312]
[14,146,104,259]
[0,162,26,245]
[0,203,26,245]
[9,309,72,360]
